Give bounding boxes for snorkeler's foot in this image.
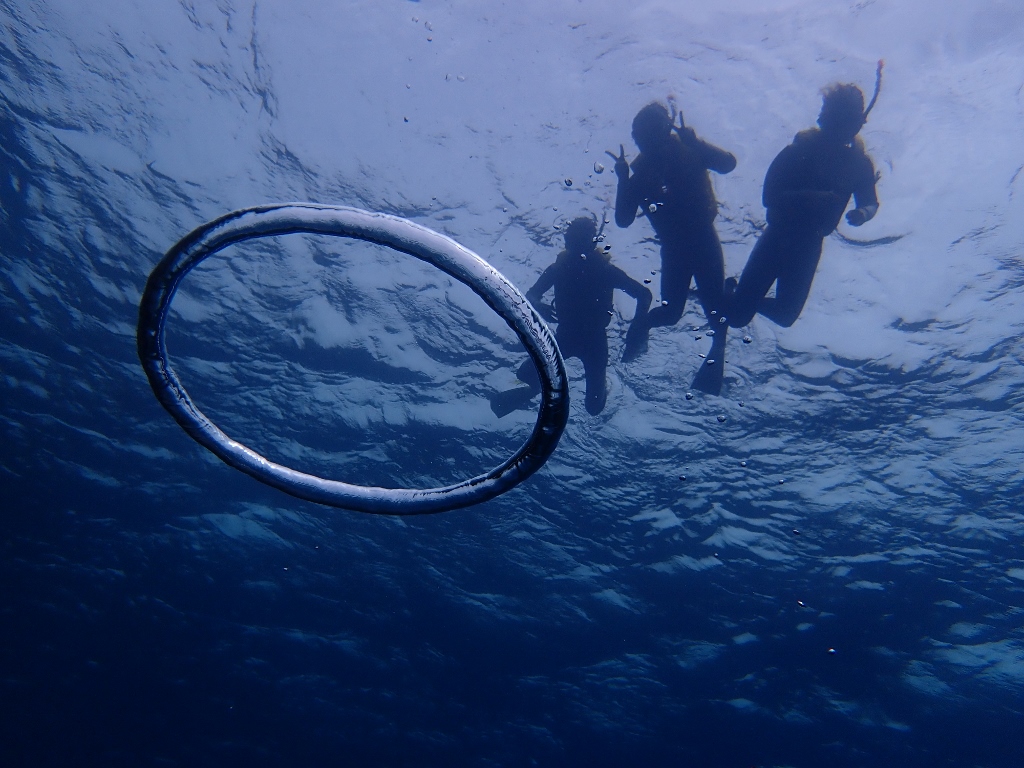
[489,386,539,418]
[621,324,649,363]
[584,383,608,416]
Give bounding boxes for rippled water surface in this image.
[2,1,1023,766]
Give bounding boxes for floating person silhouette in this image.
[607,101,736,394]
[490,216,652,417]
[727,68,883,329]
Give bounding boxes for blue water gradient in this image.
[2,1,1023,766]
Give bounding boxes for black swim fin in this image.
[489,386,539,418]
[690,327,727,396]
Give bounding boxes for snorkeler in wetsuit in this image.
[490,216,652,417]
[608,102,736,365]
[727,80,880,328]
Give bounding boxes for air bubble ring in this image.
[137,204,569,515]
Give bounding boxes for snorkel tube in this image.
[863,60,884,119]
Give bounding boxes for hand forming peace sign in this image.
[605,145,630,179]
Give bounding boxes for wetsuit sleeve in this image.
[609,265,653,314]
[525,264,557,305]
[852,152,879,211]
[677,126,737,174]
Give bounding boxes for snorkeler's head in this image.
[631,102,673,153]
[817,84,866,143]
[564,217,598,257]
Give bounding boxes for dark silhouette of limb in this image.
[689,223,726,323]
[622,318,649,363]
[578,341,609,415]
[728,227,823,329]
[492,331,610,416]
[690,324,727,395]
[560,331,610,415]
[757,238,821,327]
[650,224,725,329]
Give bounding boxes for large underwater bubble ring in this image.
[137,204,569,515]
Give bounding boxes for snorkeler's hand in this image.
[846,208,868,226]
[606,145,629,179]
[675,125,698,145]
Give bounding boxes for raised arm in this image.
[678,126,737,174]
[610,265,653,319]
[607,145,640,228]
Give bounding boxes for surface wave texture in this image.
[2,1,1023,767]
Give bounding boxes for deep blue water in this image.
[3,1,1024,767]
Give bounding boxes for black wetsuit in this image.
[729,128,878,328]
[520,249,651,415]
[614,129,736,328]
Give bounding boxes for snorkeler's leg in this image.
[622,316,649,363]
[728,227,784,328]
[758,236,822,327]
[646,247,690,329]
[691,224,726,323]
[624,253,688,362]
[581,337,610,415]
[690,227,728,394]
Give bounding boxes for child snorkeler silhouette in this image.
[491,216,651,416]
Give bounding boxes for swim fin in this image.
[489,386,539,418]
[690,327,727,396]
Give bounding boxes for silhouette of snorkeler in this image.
[727,66,883,329]
[608,101,736,378]
[490,216,652,417]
